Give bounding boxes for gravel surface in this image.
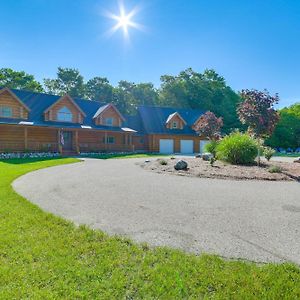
[13,158,300,264]
[143,158,300,181]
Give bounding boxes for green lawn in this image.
[0,158,299,298]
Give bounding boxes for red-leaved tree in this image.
[237,89,280,138]
[194,111,223,140]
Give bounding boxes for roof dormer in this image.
[0,88,30,119]
[43,94,86,124]
[165,112,186,129]
[93,103,125,127]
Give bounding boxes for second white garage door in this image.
[159,139,174,154]
[180,140,194,154]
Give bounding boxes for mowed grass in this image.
[0,158,300,299]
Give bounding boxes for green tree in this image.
[44,67,85,98]
[266,104,300,149]
[85,77,113,102]
[158,68,241,132]
[113,81,159,114]
[0,68,43,92]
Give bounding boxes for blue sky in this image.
[1,0,300,107]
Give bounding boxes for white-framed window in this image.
[0,106,13,118]
[104,136,115,144]
[172,121,178,129]
[57,106,73,122]
[105,117,114,126]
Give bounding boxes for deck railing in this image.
[0,142,58,153]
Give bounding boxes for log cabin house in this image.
[0,87,208,155]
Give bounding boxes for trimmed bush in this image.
[216,132,258,165]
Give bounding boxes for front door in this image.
[62,131,73,150]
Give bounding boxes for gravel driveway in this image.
[13,158,300,264]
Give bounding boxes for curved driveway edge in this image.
[13,158,300,264]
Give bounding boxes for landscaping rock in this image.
[195,154,202,158]
[202,153,214,161]
[294,157,300,163]
[174,160,188,170]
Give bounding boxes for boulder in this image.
[202,152,214,161]
[195,154,202,158]
[293,157,300,163]
[174,160,188,170]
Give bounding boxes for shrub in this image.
[204,140,219,157]
[216,132,258,165]
[268,165,282,173]
[159,159,168,165]
[264,147,275,161]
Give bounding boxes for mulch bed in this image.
[141,158,300,181]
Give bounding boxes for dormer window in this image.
[105,117,114,126]
[57,106,73,122]
[0,106,12,118]
[172,121,178,129]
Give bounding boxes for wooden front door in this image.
[62,131,73,150]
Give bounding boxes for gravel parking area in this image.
[13,157,300,264]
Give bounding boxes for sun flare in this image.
[104,2,143,39]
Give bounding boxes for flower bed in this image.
[79,151,140,157]
[0,152,61,160]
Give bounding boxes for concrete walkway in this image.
[13,158,300,264]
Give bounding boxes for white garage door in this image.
[199,140,210,153]
[180,140,194,154]
[159,139,174,154]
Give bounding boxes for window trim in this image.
[57,106,73,122]
[0,106,13,118]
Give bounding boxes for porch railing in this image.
[0,142,58,153]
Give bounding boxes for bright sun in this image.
[104,2,143,39]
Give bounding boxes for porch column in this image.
[104,131,107,151]
[75,130,79,153]
[129,134,134,152]
[24,127,28,150]
[57,129,62,154]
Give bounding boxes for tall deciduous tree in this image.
[237,89,280,138]
[113,81,158,114]
[44,67,85,98]
[0,68,43,92]
[193,111,223,140]
[158,68,241,132]
[85,77,113,102]
[266,103,300,149]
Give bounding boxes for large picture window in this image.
[0,106,13,118]
[57,106,73,122]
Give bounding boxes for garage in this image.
[180,140,194,154]
[199,140,210,153]
[159,139,174,154]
